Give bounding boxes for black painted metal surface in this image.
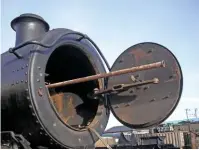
[107,42,183,129]
[11,13,49,46]
[1,14,110,149]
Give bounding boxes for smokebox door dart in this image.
[90,77,160,97]
[1,13,183,149]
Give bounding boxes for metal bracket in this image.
[8,48,23,59]
[1,131,31,149]
[89,78,159,98]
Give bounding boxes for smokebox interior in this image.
[45,45,99,130]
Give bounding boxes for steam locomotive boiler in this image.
[1,13,183,149]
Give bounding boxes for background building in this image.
[96,118,199,148]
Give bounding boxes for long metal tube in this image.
[46,61,165,89]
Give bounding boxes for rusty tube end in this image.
[161,60,166,68]
[153,78,159,84]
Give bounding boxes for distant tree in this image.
[166,123,172,126]
[178,120,190,125]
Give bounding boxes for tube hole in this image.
[45,45,100,130]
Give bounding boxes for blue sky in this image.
[1,0,199,130]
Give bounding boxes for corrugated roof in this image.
[102,132,121,138]
[105,126,133,133]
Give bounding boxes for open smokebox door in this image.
[106,42,183,129]
[42,41,182,148]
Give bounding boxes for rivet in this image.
[40,132,43,135]
[131,75,136,82]
[12,70,15,72]
[78,138,82,142]
[125,103,130,107]
[37,79,40,82]
[37,66,41,70]
[45,133,47,136]
[36,120,39,124]
[150,98,156,102]
[100,125,103,129]
[32,113,36,116]
[28,133,32,136]
[27,97,30,100]
[16,81,19,84]
[17,69,19,71]
[25,80,28,83]
[29,105,32,108]
[38,89,43,96]
[11,83,14,86]
[25,72,28,75]
[50,142,53,145]
[119,60,123,63]
[129,90,134,93]
[40,127,44,130]
[53,123,56,127]
[45,73,49,77]
[21,80,24,83]
[143,86,149,90]
[26,64,28,67]
[135,74,139,78]
[25,89,28,92]
[21,66,24,69]
[162,96,169,100]
[147,49,153,53]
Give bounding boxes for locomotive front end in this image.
[1,13,183,149]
